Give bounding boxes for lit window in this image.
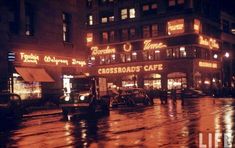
[109,16,114,22]
[180,46,186,57]
[151,3,158,9]
[132,52,137,61]
[126,54,131,62]
[129,8,135,19]
[121,9,128,20]
[62,12,71,42]
[155,50,160,60]
[178,0,185,4]
[142,5,149,11]
[111,54,116,63]
[101,17,108,23]
[194,19,200,33]
[152,24,158,37]
[88,15,93,25]
[86,33,93,45]
[100,56,105,64]
[167,19,184,35]
[169,0,176,6]
[120,54,126,62]
[143,26,150,38]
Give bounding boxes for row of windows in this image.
[89,47,214,65]
[87,19,201,44]
[8,2,73,43]
[87,0,185,25]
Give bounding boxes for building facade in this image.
[85,0,224,91]
[0,0,87,100]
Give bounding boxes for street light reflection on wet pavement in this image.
[0,97,235,148]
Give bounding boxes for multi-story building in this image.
[85,0,224,91]
[0,0,87,100]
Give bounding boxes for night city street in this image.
[0,97,235,148]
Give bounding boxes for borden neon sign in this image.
[199,61,217,68]
[98,64,163,74]
[20,52,39,64]
[199,36,219,50]
[91,46,116,56]
[143,40,167,50]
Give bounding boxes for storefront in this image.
[9,50,87,100]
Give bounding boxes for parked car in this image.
[0,93,23,119]
[111,88,153,107]
[180,88,206,98]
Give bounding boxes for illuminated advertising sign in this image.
[167,19,184,35]
[98,64,163,74]
[199,35,219,50]
[123,42,132,52]
[91,46,116,55]
[199,61,217,68]
[143,40,167,50]
[17,52,86,67]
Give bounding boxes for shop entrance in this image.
[144,73,161,89]
[167,72,187,90]
[122,75,138,88]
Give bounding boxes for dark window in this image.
[130,28,136,39]
[168,0,184,8]
[8,0,20,34]
[62,12,72,42]
[143,26,150,38]
[25,3,34,36]
[142,3,158,16]
[109,31,115,42]
[99,0,114,5]
[87,0,92,8]
[101,32,108,43]
[222,19,230,33]
[152,24,158,37]
[100,31,115,43]
[121,29,129,41]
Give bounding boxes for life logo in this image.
[199,132,234,148]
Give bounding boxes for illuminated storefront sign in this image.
[20,52,39,64]
[199,61,218,68]
[98,64,163,74]
[72,59,86,67]
[18,52,86,67]
[143,40,167,50]
[123,42,132,52]
[44,56,69,66]
[91,46,116,55]
[199,36,219,49]
[167,19,184,35]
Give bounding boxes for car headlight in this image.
[80,95,86,101]
[65,96,70,101]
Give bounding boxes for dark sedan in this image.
[111,88,153,107]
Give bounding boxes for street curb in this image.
[23,110,62,118]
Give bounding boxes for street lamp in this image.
[225,52,230,58]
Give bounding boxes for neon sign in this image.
[44,56,69,65]
[143,40,167,50]
[98,64,163,74]
[199,36,219,49]
[167,19,184,35]
[199,61,217,68]
[91,46,116,55]
[123,43,132,52]
[20,52,39,64]
[72,59,86,67]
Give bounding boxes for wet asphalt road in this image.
[0,97,235,148]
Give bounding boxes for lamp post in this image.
[221,51,231,88]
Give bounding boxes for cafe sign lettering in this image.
[91,46,116,56]
[199,36,219,50]
[98,64,163,74]
[143,40,167,50]
[199,61,217,68]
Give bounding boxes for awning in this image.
[15,67,54,82]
